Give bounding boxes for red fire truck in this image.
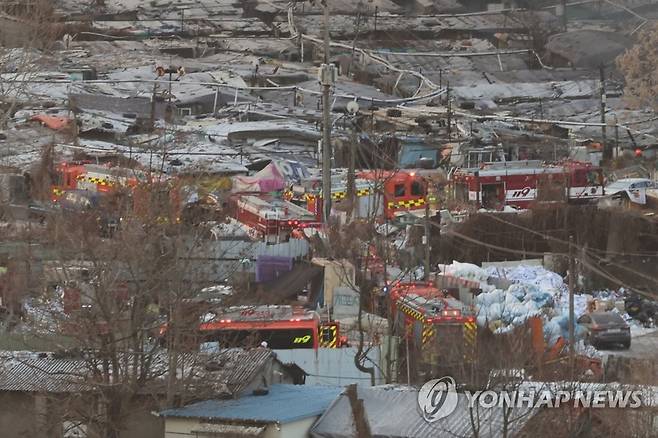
[51,161,89,200]
[51,161,183,223]
[197,305,342,349]
[51,162,144,201]
[391,282,477,379]
[451,160,605,209]
[230,194,321,243]
[300,170,429,221]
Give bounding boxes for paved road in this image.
[599,329,658,360]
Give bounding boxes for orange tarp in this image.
[31,114,71,130]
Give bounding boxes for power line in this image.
[479,212,658,287]
[436,218,657,300]
[442,226,564,258]
[482,212,658,258]
[0,77,445,105]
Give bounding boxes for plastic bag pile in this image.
[442,262,584,345]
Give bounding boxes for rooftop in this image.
[159,384,343,424]
[0,348,279,396]
[310,385,538,438]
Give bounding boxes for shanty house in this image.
[0,348,301,438]
[158,384,342,438]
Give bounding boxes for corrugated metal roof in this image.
[0,349,276,395]
[0,353,89,393]
[160,384,342,424]
[310,385,538,438]
[197,348,276,396]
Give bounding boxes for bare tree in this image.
[0,0,58,129]
[617,22,658,110]
[22,173,236,437]
[318,166,421,385]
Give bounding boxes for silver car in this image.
[605,178,656,195]
[578,312,631,349]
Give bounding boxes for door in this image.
[481,183,504,209]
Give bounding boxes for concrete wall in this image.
[0,392,38,437]
[0,391,163,438]
[273,347,385,386]
[122,406,164,438]
[0,16,29,47]
[275,417,317,438]
[164,417,317,438]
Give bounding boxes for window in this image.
[394,184,405,197]
[591,313,625,325]
[203,328,316,349]
[411,181,424,196]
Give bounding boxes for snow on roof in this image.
[452,80,604,102]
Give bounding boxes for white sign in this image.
[332,287,360,318]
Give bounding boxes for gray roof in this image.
[0,348,277,395]
[310,385,538,438]
[294,11,558,39]
[545,30,631,69]
[0,352,88,393]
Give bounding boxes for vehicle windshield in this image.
[591,313,625,325]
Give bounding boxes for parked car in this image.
[577,312,631,349]
[605,178,656,195]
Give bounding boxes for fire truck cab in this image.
[52,162,89,200]
[451,160,604,209]
[300,170,429,221]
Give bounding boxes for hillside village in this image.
[1,0,658,437]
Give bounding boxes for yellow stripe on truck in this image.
[387,198,426,209]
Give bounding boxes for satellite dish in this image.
[346,100,360,114]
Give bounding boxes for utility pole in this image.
[614,115,619,159]
[406,328,411,385]
[348,11,362,76]
[347,120,357,220]
[149,83,157,132]
[446,81,452,140]
[423,201,430,281]
[599,64,609,160]
[346,384,372,438]
[568,234,575,380]
[320,0,334,223]
[561,0,567,31]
